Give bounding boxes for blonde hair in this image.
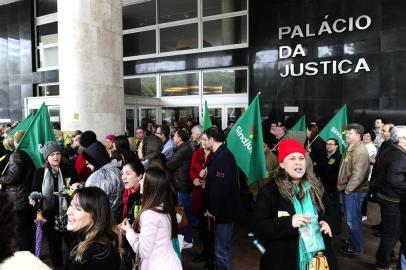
[3,135,15,151]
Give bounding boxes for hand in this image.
[291,214,311,228]
[199,179,206,189]
[120,218,132,233]
[204,210,216,222]
[193,178,201,186]
[29,199,37,207]
[199,168,207,178]
[70,182,83,191]
[319,220,332,237]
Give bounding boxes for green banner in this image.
[9,114,33,136]
[226,94,266,184]
[319,104,348,153]
[202,100,212,131]
[291,115,306,132]
[15,103,56,168]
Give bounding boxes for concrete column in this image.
[58,0,124,139]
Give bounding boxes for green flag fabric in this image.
[9,114,33,136]
[202,100,212,131]
[15,103,56,168]
[226,94,267,185]
[291,115,306,132]
[319,104,348,153]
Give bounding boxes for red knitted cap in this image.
[277,138,306,164]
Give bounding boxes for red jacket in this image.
[189,147,213,215]
[75,152,92,182]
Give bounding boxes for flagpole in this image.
[1,161,9,175]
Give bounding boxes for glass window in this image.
[203,0,247,17]
[203,16,247,48]
[123,1,156,30]
[227,107,245,123]
[124,77,157,97]
[158,0,197,23]
[140,108,156,128]
[208,108,222,129]
[203,69,247,94]
[161,107,199,127]
[37,22,58,46]
[37,46,58,68]
[36,0,57,17]
[161,72,199,96]
[48,108,60,123]
[125,109,135,137]
[38,84,59,96]
[160,24,198,53]
[123,30,156,57]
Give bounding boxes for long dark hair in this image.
[112,135,133,163]
[274,167,325,213]
[0,193,16,263]
[133,167,178,238]
[71,187,121,262]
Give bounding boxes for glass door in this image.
[138,107,158,128]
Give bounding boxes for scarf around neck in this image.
[42,167,68,214]
[292,179,325,270]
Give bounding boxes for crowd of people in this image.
[0,116,405,270]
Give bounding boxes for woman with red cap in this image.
[252,138,338,270]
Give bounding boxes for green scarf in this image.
[292,180,325,270]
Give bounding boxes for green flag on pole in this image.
[319,104,348,153]
[9,114,33,136]
[202,100,212,131]
[15,103,56,168]
[291,115,306,132]
[226,94,267,185]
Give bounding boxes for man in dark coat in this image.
[166,129,193,247]
[201,127,242,270]
[0,131,36,253]
[374,126,406,270]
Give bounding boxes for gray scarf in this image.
[42,167,68,214]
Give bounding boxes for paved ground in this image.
[183,199,401,270]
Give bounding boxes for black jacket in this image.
[0,150,35,211]
[370,139,394,184]
[204,144,242,224]
[401,198,406,256]
[65,241,121,270]
[166,142,193,193]
[322,151,342,194]
[308,137,328,178]
[252,181,338,270]
[375,144,406,201]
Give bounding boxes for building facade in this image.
[1,0,406,136]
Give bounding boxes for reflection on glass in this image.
[227,107,245,123]
[140,108,156,128]
[123,1,156,30]
[344,43,355,55]
[124,77,156,97]
[37,22,58,46]
[203,16,247,47]
[208,108,222,129]
[318,46,333,57]
[37,47,58,68]
[126,109,135,137]
[48,108,60,123]
[160,24,198,53]
[123,30,156,57]
[203,69,247,94]
[161,107,199,127]
[36,0,57,17]
[203,0,247,16]
[161,73,199,96]
[38,84,59,96]
[158,0,197,23]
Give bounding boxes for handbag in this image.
[308,251,329,270]
[175,206,188,229]
[132,250,141,270]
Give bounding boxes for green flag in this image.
[15,103,56,168]
[291,115,306,132]
[202,100,212,131]
[9,114,33,136]
[319,104,348,153]
[226,94,266,185]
